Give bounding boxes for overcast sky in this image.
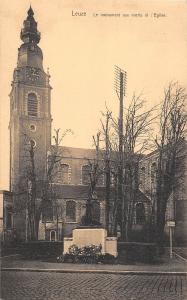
[0,0,187,189]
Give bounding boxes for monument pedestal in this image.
[64,227,117,257]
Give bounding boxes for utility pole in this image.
[25,200,28,242]
[104,113,111,234]
[114,66,127,240]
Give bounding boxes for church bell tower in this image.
[9,7,52,192]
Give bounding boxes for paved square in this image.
[1,271,187,300]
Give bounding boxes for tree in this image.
[99,109,120,235]
[22,128,72,240]
[81,132,103,226]
[100,110,113,233]
[122,94,156,241]
[27,139,37,240]
[40,128,73,241]
[96,94,156,240]
[155,82,187,248]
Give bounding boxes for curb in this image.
[1,267,187,275]
[173,251,187,262]
[0,254,21,259]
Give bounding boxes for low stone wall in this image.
[118,242,158,263]
[19,241,64,258]
[106,237,118,257]
[63,237,73,254]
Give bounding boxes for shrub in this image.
[57,244,116,264]
[118,242,158,263]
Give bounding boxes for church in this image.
[1,7,187,245]
[7,7,109,242]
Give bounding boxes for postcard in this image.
[0,1,187,299]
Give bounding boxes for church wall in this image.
[139,143,187,244]
[55,156,104,186]
[37,197,106,240]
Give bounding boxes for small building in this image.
[0,190,14,243]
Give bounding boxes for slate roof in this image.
[136,189,151,204]
[51,184,107,199]
[52,146,97,160]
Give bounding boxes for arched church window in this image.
[57,164,70,184]
[140,167,146,190]
[28,92,38,117]
[50,230,56,242]
[42,206,53,222]
[6,207,12,229]
[151,162,157,183]
[92,201,100,223]
[30,139,36,148]
[136,202,145,225]
[82,165,91,185]
[66,200,76,222]
[110,167,117,186]
[97,173,104,186]
[150,162,157,194]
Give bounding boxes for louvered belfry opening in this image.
[28,92,38,116]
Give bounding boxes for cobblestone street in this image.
[1,271,187,300]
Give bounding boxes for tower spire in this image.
[20,6,40,44]
[17,7,43,69]
[28,5,34,17]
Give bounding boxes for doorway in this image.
[50,230,56,241]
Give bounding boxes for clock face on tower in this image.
[26,67,40,82]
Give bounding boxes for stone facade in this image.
[8,8,110,242]
[9,7,51,193]
[139,142,187,244]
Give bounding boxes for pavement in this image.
[1,255,187,300]
[2,270,187,300]
[1,253,187,274]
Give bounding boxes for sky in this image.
[0,0,187,190]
